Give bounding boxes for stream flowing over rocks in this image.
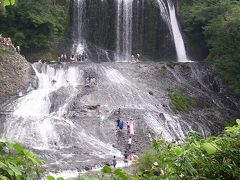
[0,62,239,176]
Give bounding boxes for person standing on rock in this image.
[131,55,136,63]
[119,118,125,130]
[112,156,117,168]
[148,131,153,142]
[129,122,134,135]
[136,54,140,63]
[116,118,120,129]
[127,122,130,134]
[123,151,129,166]
[16,45,20,54]
[128,136,132,150]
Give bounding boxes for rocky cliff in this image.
[0,44,34,103]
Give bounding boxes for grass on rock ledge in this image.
[168,90,197,113]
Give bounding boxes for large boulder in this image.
[0,44,35,102]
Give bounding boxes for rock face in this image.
[0,44,34,103]
[1,62,239,174]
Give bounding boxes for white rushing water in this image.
[167,1,188,62]
[72,0,86,54]
[115,0,133,62]
[1,64,123,158]
[157,0,189,62]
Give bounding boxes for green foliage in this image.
[134,120,240,179]
[168,90,197,112]
[0,0,70,57]
[181,0,240,95]
[65,120,240,180]
[101,165,112,174]
[3,0,16,7]
[0,141,44,179]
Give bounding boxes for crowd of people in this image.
[131,54,141,64]
[112,108,139,168]
[0,34,21,54]
[57,51,87,63]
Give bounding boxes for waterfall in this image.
[72,0,86,54]
[115,0,133,62]
[156,0,189,62]
[167,1,188,62]
[1,64,122,157]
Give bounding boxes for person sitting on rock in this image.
[116,108,121,115]
[16,89,23,97]
[70,54,75,61]
[85,76,91,87]
[90,77,96,86]
[130,151,139,164]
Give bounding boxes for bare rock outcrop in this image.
[0,44,34,102]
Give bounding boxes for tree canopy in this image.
[0,0,69,57]
[181,0,240,94]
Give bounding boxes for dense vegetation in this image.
[73,119,240,179]
[133,120,240,179]
[0,142,44,179]
[0,0,70,60]
[180,0,240,95]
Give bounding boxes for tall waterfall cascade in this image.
[167,1,188,62]
[71,0,189,62]
[72,0,86,54]
[156,0,189,62]
[115,0,133,62]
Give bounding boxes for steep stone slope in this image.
[0,44,34,103]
